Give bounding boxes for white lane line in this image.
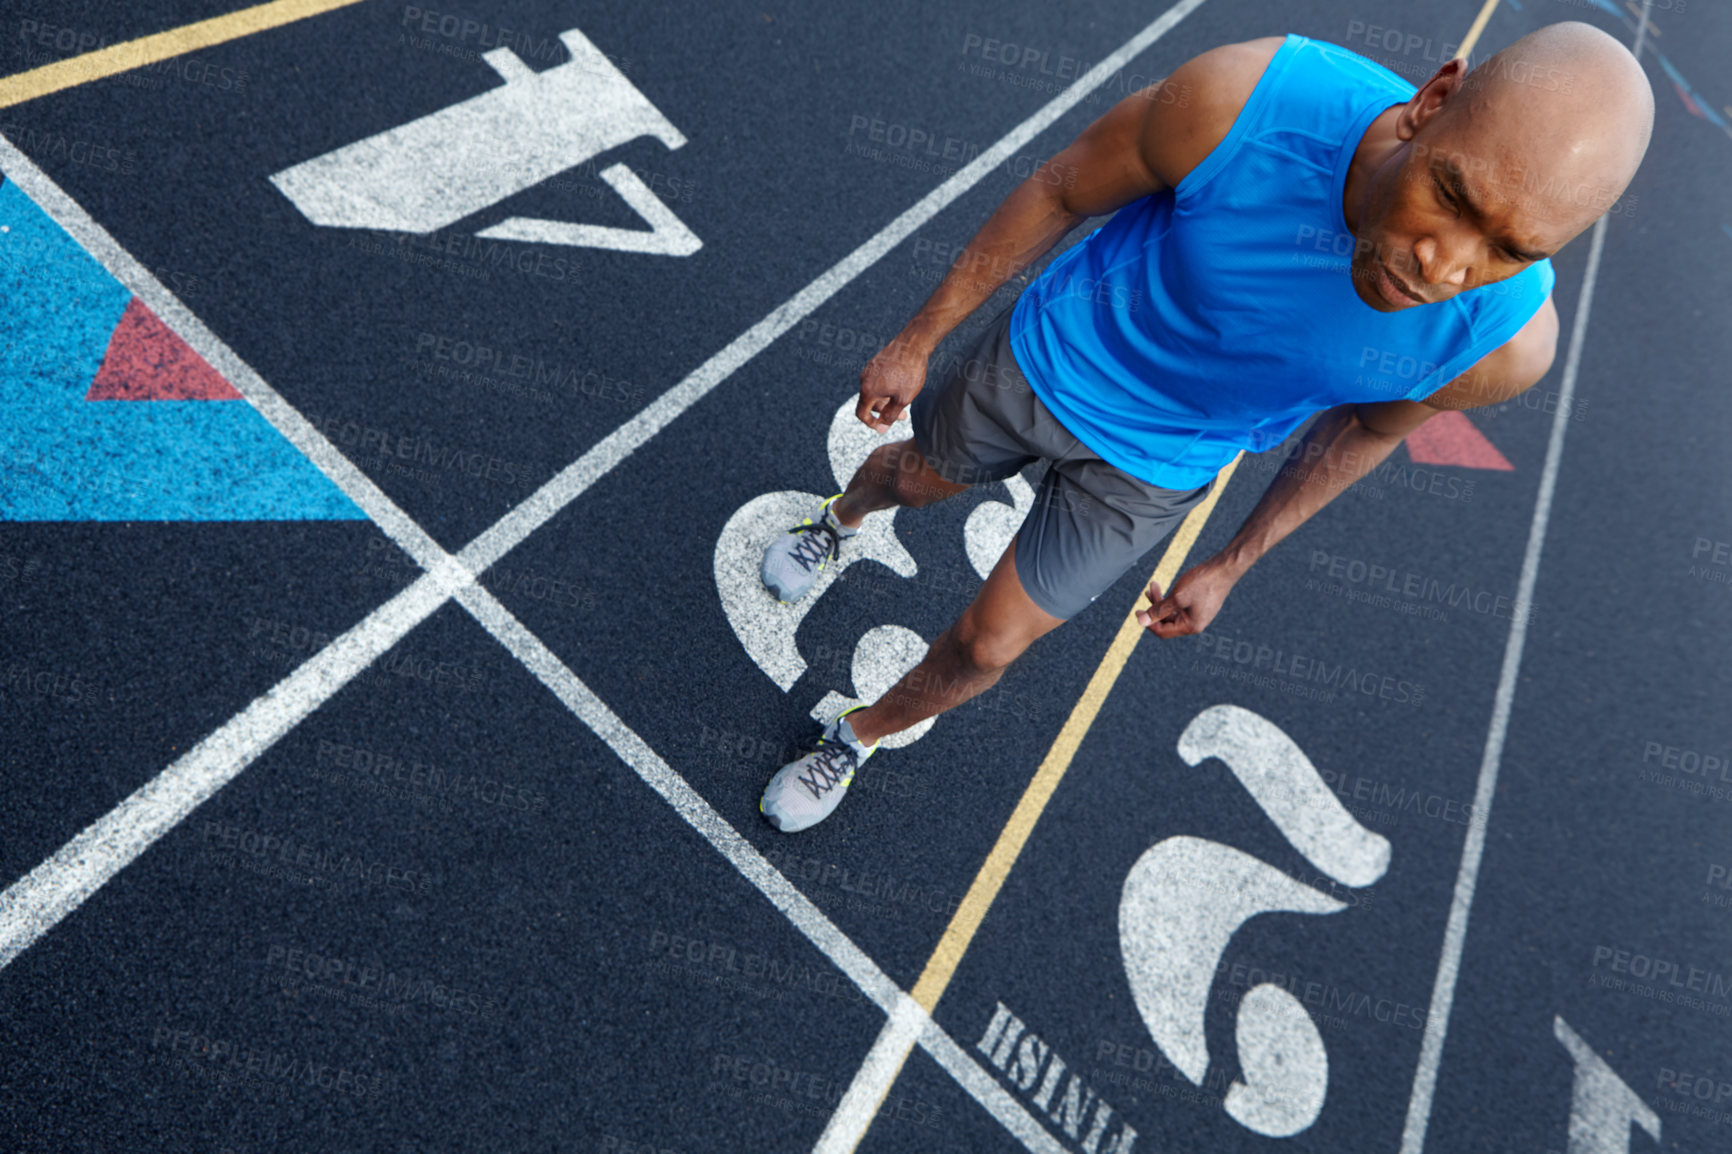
[1,133,485,970]
[0,135,453,574]
[0,136,485,973]
[456,0,1214,575]
[451,582,902,1009]
[0,568,460,967]
[1402,7,1651,1144]
[451,582,1059,1153]
[815,997,930,1154]
[918,1019,1070,1154]
[1397,203,1613,1154]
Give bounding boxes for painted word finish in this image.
[270,28,699,255]
[979,1003,1138,1154]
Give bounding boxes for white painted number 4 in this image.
[270,28,700,255]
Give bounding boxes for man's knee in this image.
[949,613,1031,674]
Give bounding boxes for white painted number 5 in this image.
[1119,705,1391,1138]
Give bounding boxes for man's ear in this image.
[1395,57,1468,143]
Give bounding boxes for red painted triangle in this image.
[86,297,242,401]
[1674,84,1705,120]
[1405,410,1513,471]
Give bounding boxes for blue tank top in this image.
[1008,33,1555,490]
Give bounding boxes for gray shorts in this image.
[909,300,1213,620]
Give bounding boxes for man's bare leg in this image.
[830,439,970,528]
[758,494,1058,832]
[847,537,1065,746]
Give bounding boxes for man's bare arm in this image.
[855,38,1285,432]
[1140,295,1559,637]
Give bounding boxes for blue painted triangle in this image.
[0,179,364,521]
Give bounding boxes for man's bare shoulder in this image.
[1141,36,1287,188]
[1426,295,1560,412]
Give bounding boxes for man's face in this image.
[1348,117,1586,313]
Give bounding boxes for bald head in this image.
[1435,21,1654,230]
[1341,21,1654,309]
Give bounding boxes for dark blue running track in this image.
[2,1,1728,1152]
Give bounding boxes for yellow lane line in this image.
[909,451,1242,1012]
[872,3,1507,1135]
[0,0,367,110]
[1455,0,1503,60]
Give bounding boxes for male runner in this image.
[758,23,1653,833]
